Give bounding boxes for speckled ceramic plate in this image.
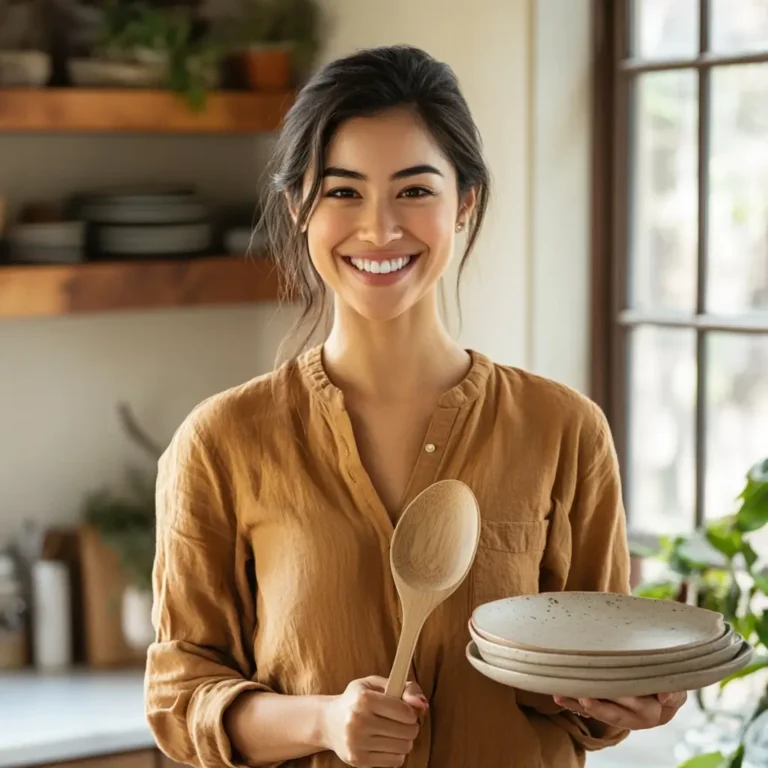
[472,592,725,655]
[474,631,743,680]
[466,639,754,698]
[468,621,736,668]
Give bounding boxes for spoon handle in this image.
[385,612,425,698]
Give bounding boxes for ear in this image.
[457,187,478,230]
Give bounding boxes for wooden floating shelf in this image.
[0,256,285,317]
[0,88,294,133]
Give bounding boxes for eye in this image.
[325,187,360,199]
[399,186,435,199]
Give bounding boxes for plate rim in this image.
[471,592,725,656]
[466,639,755,699]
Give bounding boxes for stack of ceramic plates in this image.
[73,186,213,260]
[467,592,754,699]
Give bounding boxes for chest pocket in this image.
[470,520,550,608]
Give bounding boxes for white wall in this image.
[0,0,593,540]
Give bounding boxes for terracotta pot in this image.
[242,44,292,91]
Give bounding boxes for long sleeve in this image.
[519,403,632,754]
[145,415,273,768]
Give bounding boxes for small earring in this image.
[456,221,465,232]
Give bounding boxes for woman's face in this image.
[302,108,473,322]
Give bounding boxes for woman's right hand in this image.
[321,675,428,768]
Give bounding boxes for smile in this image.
[348,255,413,274]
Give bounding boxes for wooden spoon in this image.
[385,479,481,698]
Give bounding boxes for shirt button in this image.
[425,443,437,453]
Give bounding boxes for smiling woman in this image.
[144,45,687,768]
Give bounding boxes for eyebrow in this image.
[322,164,444,181]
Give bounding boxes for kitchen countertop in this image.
[0,668,699,768]
[0,668,154,768]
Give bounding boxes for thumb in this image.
[403,681,429,710]
[357,676,388,692]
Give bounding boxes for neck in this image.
[323,294,469,401]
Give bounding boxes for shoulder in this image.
[488,359,607,442]
[166,356,305,463]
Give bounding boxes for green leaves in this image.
[706,519,744,560]
[677,753,726,768]
[725,744,745,768]
[755,568,768,596]
[724,579,742,621]
[735,459,768,532]
[83,467,156,592]
[756,611,768,649]
[719,658,768,690]
[633,580,680,600]
[676,745,747,768]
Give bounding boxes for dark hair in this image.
[261,44,491,357]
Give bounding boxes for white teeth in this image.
[349,256,412,274]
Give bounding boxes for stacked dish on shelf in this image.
[74,186,213,260]
[467,592,754,699]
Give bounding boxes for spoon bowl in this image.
[385,479,480,697]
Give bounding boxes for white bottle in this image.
[32,560,72,670]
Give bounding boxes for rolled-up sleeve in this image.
[145,414,273,768]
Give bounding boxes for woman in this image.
[145,45,686,768]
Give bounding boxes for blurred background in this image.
[0,1,766,767]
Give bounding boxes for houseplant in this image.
[635,458,768,768]
[82,402,163,651]
[69,0,222,109]
[228,0,322,91]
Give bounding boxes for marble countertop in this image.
[0,668,154,768]
[0,667,699,768]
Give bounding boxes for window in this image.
[593,0,768,535]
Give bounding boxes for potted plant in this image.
[227,0,322,91]
[68,0,223,109]
[635,458,768,768]
[82,402,163,652]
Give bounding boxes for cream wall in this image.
[0,0,593,539]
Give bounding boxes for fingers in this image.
[402,681,429,712]
[357,678,428,723]
[359,676,389,691]
[367,754,408,768]
[582,697,661,728]
[553,696,590,717]
[658,691,687,725]
[367,735,415,754]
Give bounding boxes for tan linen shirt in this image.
[146,347,631,768]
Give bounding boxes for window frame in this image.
[591,0,768,532]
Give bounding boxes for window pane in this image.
[705,334,768,525]
[707,65,768,314]
[632,0,699,59]
[630,72,698,313]
[628,327,697,533]
[711,0,768,54]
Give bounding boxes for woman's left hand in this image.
[552,691,687,730]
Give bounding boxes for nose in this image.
[358,197,403,247]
